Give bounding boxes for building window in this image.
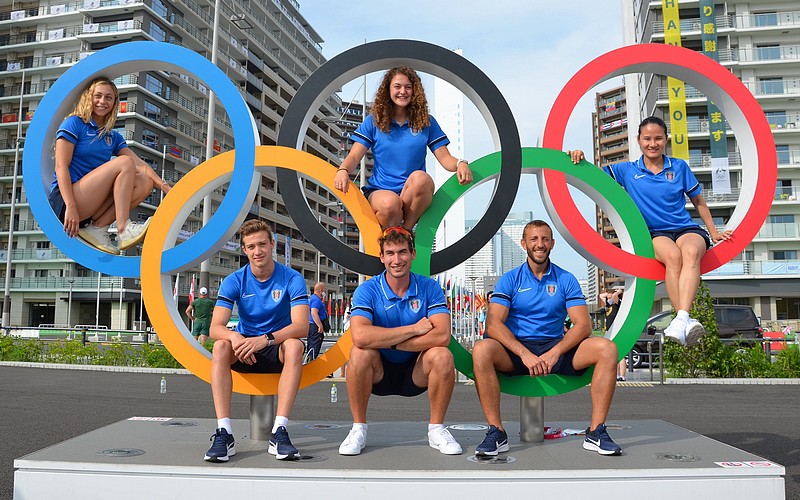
[142,129,159,148]
[753,12,778,27]
[776,179,793,199]
[151,0,168,18]
[149,22,166,42]
[756,44,781,61]
[759,77,783,95]
[776,145,789,164]
[143,101,161,121]
[769,214,794,224]
[765,111,787,128]
[145,74,163,96]
[771,250,797,261]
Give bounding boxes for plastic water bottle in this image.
[330,383,337,403]
[160,376,167,394]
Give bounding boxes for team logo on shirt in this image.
[409,299,421,313]
[666,171,675,182]
[546,284,557,296]
[272,289,282,302]
[105,135,112,146]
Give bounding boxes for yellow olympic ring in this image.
[141,146,381,395]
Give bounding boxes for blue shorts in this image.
[503,337,586,377]
[231,344,283,374]
[48,186,91,226]
[361,185,402,199]
[650,226,711,249]
[371,355,426,397]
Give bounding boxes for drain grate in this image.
[449,424,488,431]
[97,448,146,457]
[304,423,343,430]
[161,420,198,427]
[467,455,517,465]
[653,452,701,462]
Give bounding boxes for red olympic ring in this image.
[542,44,777,280]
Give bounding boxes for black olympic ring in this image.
[276,39,521,276]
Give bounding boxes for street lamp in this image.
[2,70,25,328]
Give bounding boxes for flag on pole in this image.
[188,278,195,305]
[173,273,180,301]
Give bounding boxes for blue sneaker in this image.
[204,428,235,462]
[268,426,299,460]
[583,424,622,456]
[475,425,509,456]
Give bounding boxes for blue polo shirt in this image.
[351,114,449,194]
[490,261,585,341]
[350,271,449,363]
[216,262,309,338]
[309,293,327,323]
[603,155,702,232]
[51,115,128,191]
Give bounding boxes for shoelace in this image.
[344,429,362,445]
[434,428,457,444]
[273,428,292,445]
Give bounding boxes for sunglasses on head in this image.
[381,226,413,239]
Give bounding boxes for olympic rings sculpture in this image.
[24,40,776,397]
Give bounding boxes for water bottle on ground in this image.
[160,376,167,394]
[330,383,337,403]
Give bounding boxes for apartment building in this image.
[622,0,800,322]
[0,0,348,328]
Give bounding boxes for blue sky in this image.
[299,2,626,279]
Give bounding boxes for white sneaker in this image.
[664,317,688,346]
[685,318,707,347]
[428,426,463,455]
[118,218,151,250]
[339,427,366,456]
[78,224,120,255]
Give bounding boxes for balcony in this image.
[9,276,125,291]
[705,260,800,277]
[757,221,800,240]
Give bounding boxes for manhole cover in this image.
[287,454,329,463]
[449,424,488,431]
[653,452,701,462]
[97,448,146,457]
[467,455,517,465]
[304,423,343,430]
[161,420,198,427]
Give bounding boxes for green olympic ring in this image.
[413,147,656,397]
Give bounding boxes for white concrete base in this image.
[14,419,785,500]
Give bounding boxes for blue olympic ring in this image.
[22,41,260,277]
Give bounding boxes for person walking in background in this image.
[599,286,627,381]
[204,220,309,463]
[49,77,169,254]
[333,67,473,230]
[569,116,732,346]
[186,287,214,344]
[307,282,330,361]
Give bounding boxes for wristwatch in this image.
[265,332,275,347]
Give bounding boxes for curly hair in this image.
[69,78,120,135]
[371,67,430,133]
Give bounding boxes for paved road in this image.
[3,365,798,499]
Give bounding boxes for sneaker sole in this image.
[78,233,120,255]
[204,446,235,462]
[338,445,364,456]
[268,444,298,460]
[664,331,687,346]
[429,443,463,455]
[118,219,151,250]
[685,324,707,347]
[475,443,509,456]
[582,441,621,456]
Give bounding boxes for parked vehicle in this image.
[626,305,762,368]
